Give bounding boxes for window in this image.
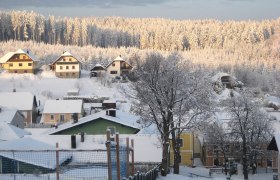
[234,145,241,152]
[107,126,116,136]
[267,159,272,167]
[60,115,64,122]
[14,70,17,73]
[60,66,63,70]
[9,63,13,67]
[50,114,54,120]
[24,70,27,73]
[72,66,75,69]
[112,63,115,67]
[63,58,66,61]
[110,71,117,74]
[69,58,72,61]
[177,138,183,147]
[19,63,22,66]
[28,63,32,66]
[224,145,230,153]
[66,66,69,70]
[23,56,26,59]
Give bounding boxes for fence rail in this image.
[124,165,159,180]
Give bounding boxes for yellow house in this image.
[170,131,194,166]
[0,49,39,73]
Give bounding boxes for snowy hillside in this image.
[0,70,131,113]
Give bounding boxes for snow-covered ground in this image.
[158,166,277,180]
[0,70,131,112]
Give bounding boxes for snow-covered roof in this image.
[211,72,234,82]
[91,63,106,71]
[106,55,132,69]
[114,55,124,61]
[0,49,39,63]
[45,110,140,135]
[0,52,14,63]
[84,103,103,109]
[0,122,31,141]
[0,137,71,169]
[61,51,73,57]
[51,51,82,65]
[43,100,83,114]
[103,100,116,104]
[0,134,162,163]
[0,107,18,124]
[0,92,36,111]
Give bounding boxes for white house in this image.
[106,55,133,78]
[50,51,82,78]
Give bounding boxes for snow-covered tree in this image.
[130,52,211,175]
[223,92,273,179]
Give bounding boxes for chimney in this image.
[71,135,76,149]
[72,113,78,123]
[0,107,2,113]
[106,109,116,117]
[27,50,29,54]
[81,132,85,142]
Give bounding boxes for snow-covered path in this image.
[158,166,277,180]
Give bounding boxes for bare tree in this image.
[223,92,273,179]
[204,121,231,175]
[130,52,211,175]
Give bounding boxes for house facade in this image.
[0,92,37,126]
[170,132,194,166]
[90,63,106,77]
[46,109,140,135]
[0,49,39,74]
[50,51,81,78]
[202,142,278,169]
[106,56,133,78]
[42,100,83,125]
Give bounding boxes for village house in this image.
[42,100,84,125]
[170,131,194,166]
[0,107,25,128]
[201,112,277,170]
[0,49,39,74]
[90,63,106,77]
[0,92,37,126]
[45,109,140,135]
[106,55,133,78]
[49,51,82,78]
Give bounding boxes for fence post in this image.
[126,137,130,177]
[131,139,135,176]
[56,142,59,180]
[116,133,121,180]
[106,130,112,180]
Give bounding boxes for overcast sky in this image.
[0,0,279,20]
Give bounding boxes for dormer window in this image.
[69,58,72,61]
[112,63,115,67]
[63,58,66,62]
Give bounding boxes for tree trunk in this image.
[173,145,180,174]
[161,141,169,176]
[243,142,249,180]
